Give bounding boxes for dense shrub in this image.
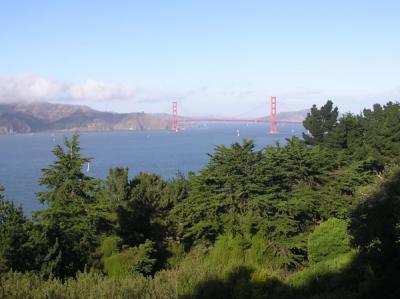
[288,250,357,288]
[208,233,286,271]
[208,234,248,267]
[99,236,123,258]
[166,241,186,269]
[307,218,351,264]
[103,239,157,277]
[0,271,177,299]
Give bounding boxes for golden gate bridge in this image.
[170,96,303,134]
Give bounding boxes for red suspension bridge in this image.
[170,96,303,134]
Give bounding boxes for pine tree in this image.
[303,100,339,145]
[116,172,167,246]
[34,134,107,277]
[0,186,30,272]
[172,139,263,244]
[102,167,130,208]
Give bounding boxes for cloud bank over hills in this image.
[0,74,137,103]
[0,74,397,116]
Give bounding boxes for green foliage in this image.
[103,239,157,277]
[207,233,296,271]
[116,172,167,246]
[307,218,351,264]
[288,250,357,290]
[261,137,333,192]
[173,137,337,269]
[307,101,400,167]
[101,167,130,207]
[208,234,248,267]
[99,236,123,258]
[349,165,400,296]
[0,187,30,272]
[303,100,339,145]
[36,134,95,205]
[351,166,400,258]
[173,244,286,299]
[166,241,186,269]
[173,138,331,246]
[358,102,400,164]
[173,139,263,243]
[2,100,400,297]
[33,134,110,278]
[0,270,177,299]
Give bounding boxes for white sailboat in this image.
[237,129,240,137]
[86,162,90,172]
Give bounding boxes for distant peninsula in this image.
[0,102,169,134]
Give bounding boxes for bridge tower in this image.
[171,101,178,131]
[270,96,277,134]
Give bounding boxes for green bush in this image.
[166,241,186,269]
[174,245,215,296]
[288,250,357,288]
[103,239,157,277]
[0,270,177,299]
[245,234,277,270]
[99,236,122,258]
[208,234,248,267]
[208,233,289,272]
[307,218,351,264]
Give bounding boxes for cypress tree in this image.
[303,100,339,145]
[34,134,106,277]
[0,186,30,272]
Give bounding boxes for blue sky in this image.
[0,0,399,116]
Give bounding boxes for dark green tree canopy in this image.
[37,134,95,205]
[33,134,109,278]
[117,172,167,246]
[0,187,30,273]
[303,100,339,145]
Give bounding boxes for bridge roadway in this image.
[178,117,303,125]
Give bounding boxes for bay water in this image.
[0,124,303,215]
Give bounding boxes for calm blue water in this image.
[0,124,303,215]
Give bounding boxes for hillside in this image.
[0,102,169,134]
[258,109,309,121]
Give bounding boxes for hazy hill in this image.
[258,109,309,122]
[0,102,169,134]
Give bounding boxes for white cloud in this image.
[68,80,136,101]
[0,74,137,103]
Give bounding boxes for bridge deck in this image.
[179,118,302,125]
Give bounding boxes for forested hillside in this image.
[1,101,400,298]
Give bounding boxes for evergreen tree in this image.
[349,165,400,298]
[173,140,263,244]
[102,167,130,208]
[0,187,30,272]
[34,134,108,277]
[362,102,400,163]
[303,100,339,145]
[117,172,167,246]
[325,113,362,149]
